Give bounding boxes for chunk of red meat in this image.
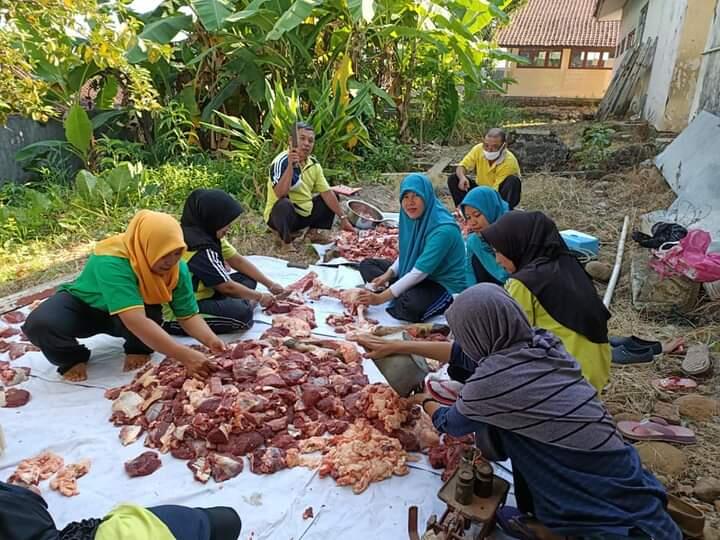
[249,447,287,475]
[125,451,162,477]
[270,432,298,450]
[188,456,211,483]
[280,369,306,385]
[0,326,20,338]
[206,426,230,445]
[8,343,27,360]
[196,397,222,414]
[391,429,420,452]
[217,431,264,456]
[2,311,26,324]
[256,373,286,387]
[428,446,448,469]
[325,420,350,435]
[267,417,288,432]
[171,444,196,460]
[301,385,326,408]
[1,388,31,408]
[209,453,244,482]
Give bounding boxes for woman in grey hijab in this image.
[410,284,679,540]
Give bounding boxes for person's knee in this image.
[272,197,294,214]
[21,305,52,343]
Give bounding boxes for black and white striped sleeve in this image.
[187,249,232,288]
[270,152,289,185]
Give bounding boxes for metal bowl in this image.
[345,199,384,230]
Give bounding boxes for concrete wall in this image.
[661,0,715,131]
[0,116,66,184]
[690,0,720,119]
[505,48,614,99]
[643,0,687,131]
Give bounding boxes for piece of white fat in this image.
[119,425,143,446]
[111,391,144,419]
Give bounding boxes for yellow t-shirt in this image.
[162,238,238,321]
[459,145,521,190]
[95,504,174,540]
[263,151,331,222]
[506,278,611,392]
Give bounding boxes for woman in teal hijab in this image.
[356,174,466,322]
[460,187,510,286]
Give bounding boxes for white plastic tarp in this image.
[0,256,514,538]
[651,110,720,252]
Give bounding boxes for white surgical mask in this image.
[483,145,505,161]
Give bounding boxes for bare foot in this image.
[663,337,686,354]
[63,363,88,382]
[123,354,151,372]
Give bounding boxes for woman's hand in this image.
[355,334,402,359]
[258,292,275,308]
[340,216,355,232]
[176,347,213,379]
[354,290,383,306]
[268,282,285,295]
[371,271,392,290]
[207,337,227,355]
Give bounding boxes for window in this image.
[517,48,563,68]
[569,48,615,69]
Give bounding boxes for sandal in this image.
[425,372,463,405]
[667,494,705,538]
[651,376,697,392]
[681,344,712,377]
[617,418,696,444]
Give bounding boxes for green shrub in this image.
[355,120,412,178]
[456,98,521,142]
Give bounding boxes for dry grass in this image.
[524,166,720,529]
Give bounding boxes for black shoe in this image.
[609,335,662,355]
[611,344,655,365]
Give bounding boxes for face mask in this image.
[483,145,504,161]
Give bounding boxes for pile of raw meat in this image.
[333,226,398,263]
[105,333,439,493]
[0,310,36,409]
[8,451,90,496]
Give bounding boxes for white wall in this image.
[690,0,720,119]
[643,0,687,129]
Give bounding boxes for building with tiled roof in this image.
[497,0,620,100]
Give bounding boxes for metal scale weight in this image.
[408,448,510,540]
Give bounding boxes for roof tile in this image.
[497,0,619,48]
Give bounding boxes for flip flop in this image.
[651,376,698,392]
[681,344,712,377]
[667,494,705,539]
[617,419,696,444]
[425,373,463,405]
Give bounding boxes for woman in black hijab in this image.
[481,211,611,391]
[162,189,285,335]
[0,480,242,540]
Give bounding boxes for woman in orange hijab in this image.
[23,210,224,382]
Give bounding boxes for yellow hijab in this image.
[94,210,186,305]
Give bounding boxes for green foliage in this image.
[356,120,412,177]
[576,125,615,169]
[0,159,266,247]
[455,97,521,143]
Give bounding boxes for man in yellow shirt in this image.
[447,128,522,209]
[264,122,353,245]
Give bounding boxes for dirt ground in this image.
[2,115,719,533]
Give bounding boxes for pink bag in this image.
[650,230,720,282]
